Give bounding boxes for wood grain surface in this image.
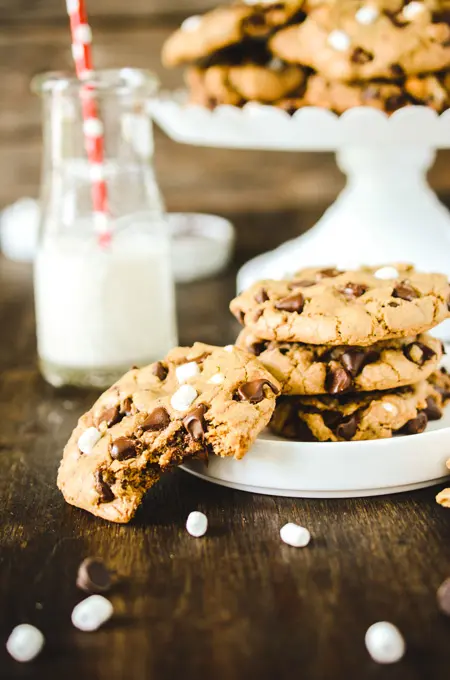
[2,210,450,678]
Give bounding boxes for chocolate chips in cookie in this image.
[57,343,280,523]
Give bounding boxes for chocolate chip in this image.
[385,94,408,112]
[392,282,419,301]
[140,407,170,432]
[275,292,304,314]
[437,578,450,616]
[94,470,115,503]
[96,405,120,428]
[317,268,341,279]
[76,558,112,594]
[325,364,353,394]
[236,379,279,404]
[340,349,380,377]
[122,397,133,415]
[254,288,269,304]
[351,47,374,64]
[322,410,344,430]
[248,340,268,356]
[235,309,246,325]
[389,63,406,78]
[290,279,316,288]
[153,362,168,381]
[424,396,442,421]
[183,404,208,441]
[400,411,428,435]
[338,283,367,299]
[335,415,358,440]
[110,437,137,461]
[404,342,436,365]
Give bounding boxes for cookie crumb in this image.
[365,622,406,664]
[6,624,45,663]
[280,523,311,548]
[186,511,208,537]
[71,595,113,632]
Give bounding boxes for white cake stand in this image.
[149,96,450,285]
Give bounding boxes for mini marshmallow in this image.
[208,373,225,385]
[280,523,311,548]
[365,622,406,664]
[374,266,399,280]
[71,42,84,61]
[71,595,113,632]
[78,427,102,454]
[223,345,234,352]
[175,361,200,384]
[355,5,379,25]
[171,384,198,412]
[6,624,45,663]
[181,15,202,32]
[83,117,104,138]
[186,511,208,537]
[327,30,351,52]
[74,24,93,45]
[402,1,424,20]
[382,402,398,415]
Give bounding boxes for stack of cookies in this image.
[162,0,450,115]
[231,264,450,442]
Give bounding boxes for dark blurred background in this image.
[1,0,450,262]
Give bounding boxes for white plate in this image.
[182,406,450,499]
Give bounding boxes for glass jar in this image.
[32,69,177,388]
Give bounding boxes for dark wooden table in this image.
[2,222,450,680]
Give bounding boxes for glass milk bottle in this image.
[32,69,177,388]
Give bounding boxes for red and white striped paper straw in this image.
[66,0,111,247]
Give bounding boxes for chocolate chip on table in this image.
[338,283,367,299]
[254,288,269,304]
[325,364,353,394]
[400,411,428,435]
[340,349,380,377]
[76,557,112,594]
[437,578,450,616]
[236,379,279,404]
[392,282,419,301]
[110,437,138,461]
[275,292,304,313]
[335,415,358,440]
[153,361,168,381]
[351,47,374,64]
[140,407,171,432]
[404,342,436,365]
[424,396,442,421]
[94,470,115,503]
[183,404,208,441]
[96,406,120,429]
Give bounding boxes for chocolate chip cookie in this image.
[186,61,306,107]
[277,71,450,114]
[162,2,306,68]
[230,264,450,346]
[270,3,450,81]
[270,377,444,442]
[57,343,280,523]
[237,327,443,394]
